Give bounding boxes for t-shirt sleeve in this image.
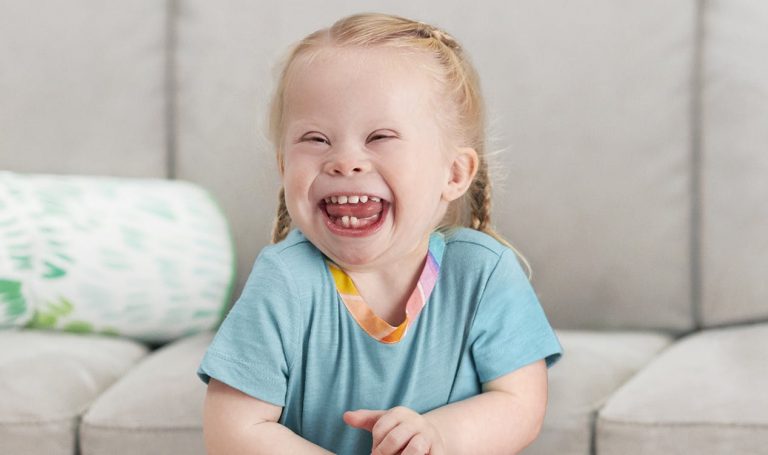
[197,248,298,407]
[470,249,563,384]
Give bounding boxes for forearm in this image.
[424,390,544,455]
[204,379,332,454]
[205,421,333,455]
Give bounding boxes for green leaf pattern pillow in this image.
[0,176,37,328]
[0,172,235,343]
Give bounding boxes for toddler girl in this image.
[198,12,562,455]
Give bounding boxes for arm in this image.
[203,379,333,455]
[424,248,557,453]
[425,359,548,454]
[343,250,560,454]
[345,359,548,455]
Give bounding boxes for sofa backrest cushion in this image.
[467,1,697,333]
[0,1,168,177]
[700,0,768,327]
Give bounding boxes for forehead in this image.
[283,46,443,119]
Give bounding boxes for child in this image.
[198,12,562,455]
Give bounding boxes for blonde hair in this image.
[267,13,530,275]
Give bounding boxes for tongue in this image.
[325,200,383,218]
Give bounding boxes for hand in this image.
[343,406,446,455]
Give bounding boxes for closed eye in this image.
[367,131,397,142]
[301,134,330,145]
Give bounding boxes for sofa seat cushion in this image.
[522,330,672,455]
[80,332,212,455]
[81,330,673,455]
[597,323,768,454]
[0,330,148,455]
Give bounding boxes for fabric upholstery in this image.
[173,0,697,332]
[80,333,212,455]
[0,0,167,177]
[700,0,768,327]
[474,0,696,333]
[0,330,147,455]
[596,323,768,454]
[526,330,671,455]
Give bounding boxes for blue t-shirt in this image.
[198,228,562,454]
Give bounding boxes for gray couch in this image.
[1,1,766,454]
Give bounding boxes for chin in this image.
[324,245,381,268]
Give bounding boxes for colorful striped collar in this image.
[325,232,445,344]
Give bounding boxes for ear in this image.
[442,147,479,202]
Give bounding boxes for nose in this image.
[322,145,371,176]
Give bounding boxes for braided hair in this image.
[271,187,292,244]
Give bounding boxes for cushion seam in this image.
[0,415,78,426]
[600,416,768,429]
[81,423,201,432]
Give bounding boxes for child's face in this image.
[280,46,468,271]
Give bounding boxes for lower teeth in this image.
[332,214,379,228]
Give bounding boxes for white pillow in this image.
[0,171,235,343]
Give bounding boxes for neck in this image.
[345,234,431,325]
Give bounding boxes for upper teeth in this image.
[325,195,380,204]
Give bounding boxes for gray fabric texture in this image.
[173,0,696,333]
[79,332,212,455]
[526,330,672,455]
[0,0,167,177]
[700,0,768,327]
[596,323,768,454]
[0,330,147,455]
[458,1,696,334]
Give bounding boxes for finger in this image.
[373,422,413,455]
[370,408,410,449]
[343,409,387,432]
[371,407,416,450]
[401,433,430,455]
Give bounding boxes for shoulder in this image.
[239,229,326,302]
[258,229,325,273]
[442,227,510,264]
[443,227,508,253]
[440,227,528,286]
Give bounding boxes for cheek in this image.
[282,163,319,213]
[283,177,306,209]
[390,172,445,214]
[282,152,311,183]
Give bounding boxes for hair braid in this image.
[468,159,533,278]
[271,187,292,243]
[414,22,461,51]
[469,158,492,232]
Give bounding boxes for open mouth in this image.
[319,194,388,236]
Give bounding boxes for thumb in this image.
[343,409,387,432]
